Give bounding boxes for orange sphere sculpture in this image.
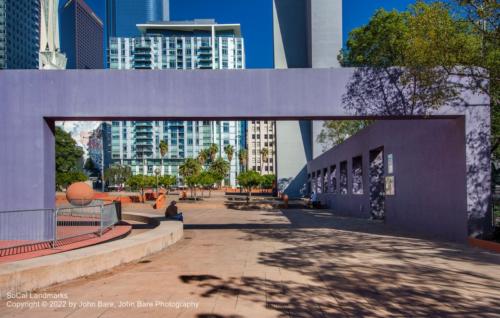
[66,182,94,206]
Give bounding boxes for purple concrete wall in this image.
[308,120,468,242]
[0,69,491,240]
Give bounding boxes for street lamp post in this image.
[154,167,161,197]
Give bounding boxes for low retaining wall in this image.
[0,213,183,298]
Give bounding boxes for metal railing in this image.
[0,209,55,255]
[0,201,118,256]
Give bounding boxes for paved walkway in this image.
[1,197,500,317]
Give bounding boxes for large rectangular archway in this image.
[0,68,491,240]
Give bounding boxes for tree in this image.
[184,175,200,200]
[55,126,86,190]
[317,121,373,150]
[126,175,154,202]
[158,175,176,192]
[84,158,99,177]
[158,140,168,174]
[209,157,230,188]
[208,143,219,162]
[104,164,132,187]
[56,172,87,190]
[239,149,248,172]
[260,174,276,190]
[197,149,210,166]
[450,0,499,159]
[179,158,202,198]
[197,171,216,197]
[339,2,498,159]
[224,144,234,162]
[260,148,269,174]
[237,171,262,198]
[339,9,410,67]
[340,4,467,117]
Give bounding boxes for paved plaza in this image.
[1,195,500,317]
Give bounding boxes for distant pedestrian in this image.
[165,201,183,222]
[310,191,320,208]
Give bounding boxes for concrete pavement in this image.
[1,196,499,317]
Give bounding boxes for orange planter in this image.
[468,238,500,253]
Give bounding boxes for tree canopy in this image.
[224,144,234,162]
[209,157,230,186]
[260,174,276,189]
[179,158,202,180]
[104,164,132,186]
[237,170,263,197]
[158,175,177,189]
[55,126,86,189]
[328,1,498,160]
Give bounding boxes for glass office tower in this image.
[108,21,246,187]
[0,0,40,69]
[60,0,103,69]
[106,0,168,39]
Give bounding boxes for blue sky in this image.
[83,0,416,68]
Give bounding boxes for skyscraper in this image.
[109,20,244,70]
[108,20,246,187]
[88,122,112,174]
[0,0,40,69]
[60,0,103,69]
[247,120,276,175]
[106,0,169,40]
[273,0,343,197]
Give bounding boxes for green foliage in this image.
[126,174,154,201]
[317,121,373,149]
[451,0,499,159]
[179,158,202,179]
[159,140,169,158]
[197,171,215,188]
[224,144,234,162]
[197,149,210,165]
[340,2,481,68]
[260,148,269,160]
[238,149,248,171]
[208,158,230,185]
[126,174,154,190]
[104,164,132,186]
[56,172,87,189]
[339,9,410,67]
[184,175,199,188]
[55,126,85,189]
[208,143,219,161]
[237,170,263,195]
[158,175,177,188]
[340,0,499,159]
[260,174,276,189]
[84,158,99,176]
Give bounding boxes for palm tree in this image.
[260,148,269,174]
[209,158,230,188]
[239,148,248,172]
[179,158,202,198]
[224,144,234,162]
[159,140,168,175]
[197,149,209,166]
[208,143,219,162]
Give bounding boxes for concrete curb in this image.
[0,213,183,298]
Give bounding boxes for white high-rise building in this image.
[108,20,244,70]
[108,21,246,187]
[39,0,66,69]
[247,120,276,175]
